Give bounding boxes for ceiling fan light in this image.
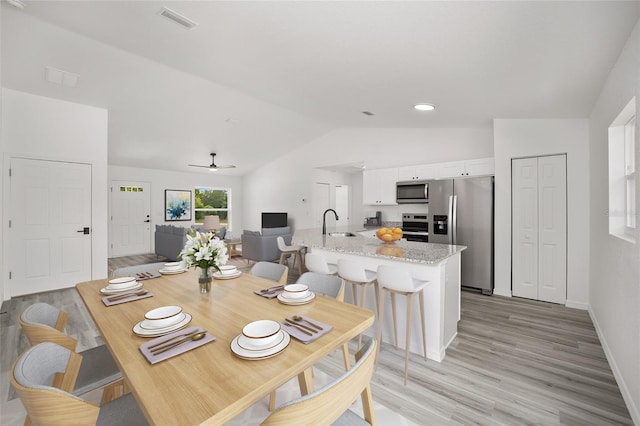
[414,103,435,111]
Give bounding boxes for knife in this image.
[284,319,313,336]
[148,329,202,350]
[286,318,317,333]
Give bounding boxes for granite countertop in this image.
[293,227,466,265]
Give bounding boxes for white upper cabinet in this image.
[397,164,437,181]
[437,157,495,179]
[363,168,398,205]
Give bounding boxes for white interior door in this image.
[335,184,349,227]
[512,155,567,304]
[110,181,151,257]
[313,183,331,227]
[8,158,92,296]
[537,155,567,304]
[512,157,539,300]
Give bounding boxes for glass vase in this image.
[198,267,212,294]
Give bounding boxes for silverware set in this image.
[283,317,323,336]
[136,272,155,279]
[106,289,149,301]
[259,285,284,295]
[148,329,208,355]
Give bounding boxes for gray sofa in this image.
[155,224,226,261]
[241,226,293,263]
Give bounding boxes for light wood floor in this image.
[1,254,632,425]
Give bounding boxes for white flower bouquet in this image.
[179,229,229,274]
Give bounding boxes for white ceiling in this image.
[2,1,639,175]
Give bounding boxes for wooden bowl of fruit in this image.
[375,227,403,243]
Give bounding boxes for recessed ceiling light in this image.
[158,7,198,30]
[414,103,435,112]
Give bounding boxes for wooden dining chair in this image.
[262,338,377,426]
[11,342,148,426]
[19,302,127,404]
[250,261,288,284]
[268,272,350,410]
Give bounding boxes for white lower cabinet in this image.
[363,168,398,205]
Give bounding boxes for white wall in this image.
[588,19,640,424]
[493,119,590,308]
[108,165,244,255]
[243,127,493,229]
[2,89,108,300]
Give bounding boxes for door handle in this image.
[77,227,90,235]
[144,220,150,223]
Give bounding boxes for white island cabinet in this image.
[293,227,466,362]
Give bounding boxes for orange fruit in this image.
[381,233,394,242]
[376,228,388,236]
[391,227,403,235]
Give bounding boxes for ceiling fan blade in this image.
[214,164,236,169]
[187,164,212,168]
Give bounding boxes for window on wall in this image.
[194,187,231,229]
[608,97,636,243]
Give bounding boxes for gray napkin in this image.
[139,326,215,364]
[102,292,153,306]
[280,314,332,344]
[254,286,285,299]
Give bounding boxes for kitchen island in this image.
[293,227,466,362]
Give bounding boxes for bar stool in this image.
[304,252,338,275]
[376,265,429,385]
[277,236,304,275]
[337,259,379,310]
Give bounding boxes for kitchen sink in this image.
[329,232,357,237]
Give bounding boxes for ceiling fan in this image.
[188,153,236,171]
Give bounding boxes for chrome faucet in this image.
[322,209,339,235]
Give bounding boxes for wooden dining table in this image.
[76,269,374,425]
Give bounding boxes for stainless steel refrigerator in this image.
[427,176,494,294]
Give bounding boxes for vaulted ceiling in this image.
[2,1,638,175]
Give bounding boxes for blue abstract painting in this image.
[165,190,192,221]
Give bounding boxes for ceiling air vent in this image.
[158,7,198,30]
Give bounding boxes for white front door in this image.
[512,154,567,304]
[110,181,151,257]
[8,158,92,296]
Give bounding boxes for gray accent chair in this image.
[241,226,293,263]
[263,338,377,425]
[19,302,124,403]
[11,342,148,426]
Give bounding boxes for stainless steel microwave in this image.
[396,181,428,204]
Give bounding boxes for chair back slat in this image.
[262,339,377,425]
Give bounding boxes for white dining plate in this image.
[159,268,187,275]
[100,282,143,294]
[213,270,242,280]
[133,313,192,337]
[277,292,315,305]
[139,313,186,330]
[231,331,290,360]
[237,330,286,352]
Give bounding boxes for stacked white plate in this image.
[277,284,315,305]
[231,320,290,359]
[133,305,192,337]
[213,265,241,280]
[100,277,143,294]
[159,262,187,275]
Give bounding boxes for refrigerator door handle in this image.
[451,195,457,244]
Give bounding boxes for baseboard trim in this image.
[588,307,639,425]
[565,299,588,310]
[493,288,512,297]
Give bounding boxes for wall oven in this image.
[396,181,428,204]
[402,213,429,242]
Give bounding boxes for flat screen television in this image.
[262,212,288,228]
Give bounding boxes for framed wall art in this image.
[165,189,192,221]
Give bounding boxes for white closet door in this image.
[512,155,567,304]
[9,158,92,296]
[537,155,567,304]
[512,157,539,300]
